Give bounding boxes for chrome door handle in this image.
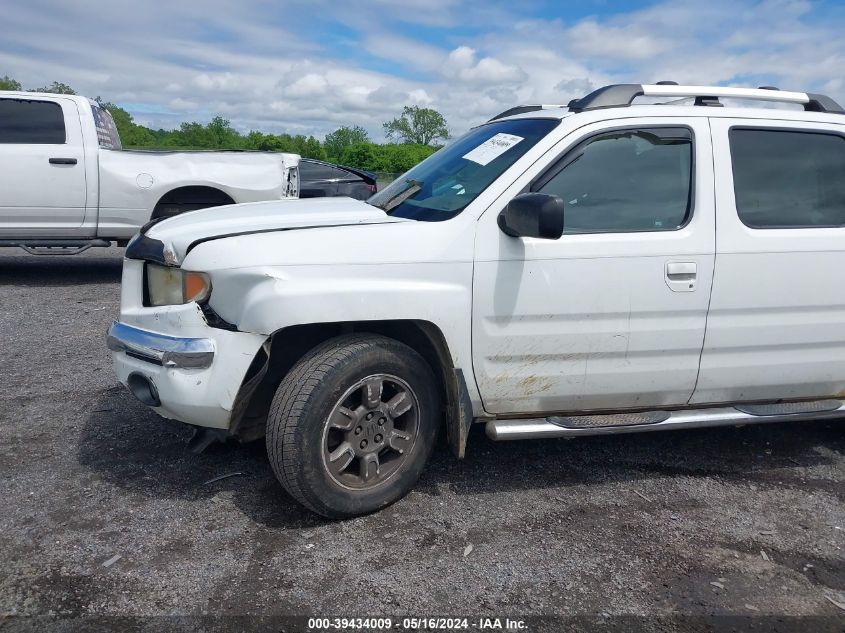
[666,262,697,278]
[665,261,697,292]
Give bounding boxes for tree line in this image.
[0,75,449,173]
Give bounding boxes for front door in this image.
[691,118,845,404]
[472,117,715,415]
[0,96,87,234]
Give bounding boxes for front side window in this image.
[730,129,845,228]
[368,118,560,221]
[0,98,66,144]
[534,127,693,233]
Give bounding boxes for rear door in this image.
[0,96,87,234]
[472,117,716,414]
[692,117,845,404]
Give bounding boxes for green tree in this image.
[340,142,378,171]
[324,125,370,162]
[244,131,267,150]
[207,115,239,148]
[289,134,327,160]
[372,143,437,172]
[263,134,297,153]
[383,106,448,145]
[0,75,21,90]
[93,99,155,147]
[174,122,213,148]
[30,81,75,94]
[304,136,327,160]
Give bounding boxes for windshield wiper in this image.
[378,180,423,214]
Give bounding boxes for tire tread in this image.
[266,334,410,515]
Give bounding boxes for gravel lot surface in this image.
[1,247,843,632]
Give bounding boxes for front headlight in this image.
[145,264,211,307]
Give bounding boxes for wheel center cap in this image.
[354,407,391,453]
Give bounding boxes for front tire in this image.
[266,334,440,518]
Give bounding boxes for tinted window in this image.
[0,99,66,144]
[328,165,356,180]
[535,127,692,232]
[730,129,845,228]
[300,161,353,180]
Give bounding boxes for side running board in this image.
[0,238,112,256]
[485,399,844,441]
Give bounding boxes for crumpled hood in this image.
[136,197,405,264]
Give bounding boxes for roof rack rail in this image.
[489,84,844,122]
[567,84,844,113]
[488,104,568,122]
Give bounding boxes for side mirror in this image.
[497,192,564,240]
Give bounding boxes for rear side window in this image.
[730,129,845,228]
[91,104,122,150]
[300,161,352,180]
[0,98,66,144]
[534,127,693,233]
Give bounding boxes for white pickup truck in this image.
[0,91,299,254]
[108,83,845,518]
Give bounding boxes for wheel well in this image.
[232,320,470,456]
[152,186,235,218]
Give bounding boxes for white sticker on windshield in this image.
[462,133,523,166]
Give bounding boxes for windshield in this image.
[368,117,560,221]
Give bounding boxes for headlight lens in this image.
[146,264,211,306]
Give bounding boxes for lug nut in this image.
[375,434,383,443]
[354,426,362,435]
[366,413,374,420]
[378,417,386,425]
[360,440,368,449]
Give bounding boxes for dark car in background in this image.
[298,159,377,200]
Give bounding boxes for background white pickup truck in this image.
[0,91,299,253]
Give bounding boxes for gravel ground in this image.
[0,247,843,632]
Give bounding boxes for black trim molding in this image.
[125,234,173,266]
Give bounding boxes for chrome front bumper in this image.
[106,321,215,369]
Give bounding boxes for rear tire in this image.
[266,334,439,518]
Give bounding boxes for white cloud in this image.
[169,97,199,110]
[362,34,447,72]
[442,46,525,84]
[567,20,673,60]
[408,89,433,105]
[284,73,330,98]
[193,73,238,91]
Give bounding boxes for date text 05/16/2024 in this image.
[307,617,528,630]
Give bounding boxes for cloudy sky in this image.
[2,0,844,140]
